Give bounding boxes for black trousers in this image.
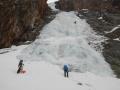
[64,71,69,77]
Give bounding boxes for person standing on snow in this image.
[17,60,24,74]
[63,64,69,78]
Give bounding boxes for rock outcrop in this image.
[0,0,48,48]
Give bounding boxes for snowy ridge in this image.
[48,0,59,11]
[18,12,113,76]
[47,0,59,3]
[48,2,59,11]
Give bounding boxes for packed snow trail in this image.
[18,12,113,76]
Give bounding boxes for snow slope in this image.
[0,46,81,90]
[0,45,120,90]
[18,12,113,76]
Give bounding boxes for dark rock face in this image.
[0,0,48,48]
[103,40,120,78]
[106,28,120,39]
[76,10,120,78]
[112,0,120,9]
[56,0,113,11]
[56,0,120,13]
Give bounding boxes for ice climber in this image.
[17,60,24,74]
[63,64,69,77]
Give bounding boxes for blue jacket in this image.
[64,64,69,72]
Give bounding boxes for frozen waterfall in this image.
[18,12,114,76]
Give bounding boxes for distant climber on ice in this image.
[17,60,25,74]
[63,64,69,78]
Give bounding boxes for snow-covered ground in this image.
[0,45,120,90]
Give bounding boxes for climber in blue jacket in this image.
[63,64,69,77]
